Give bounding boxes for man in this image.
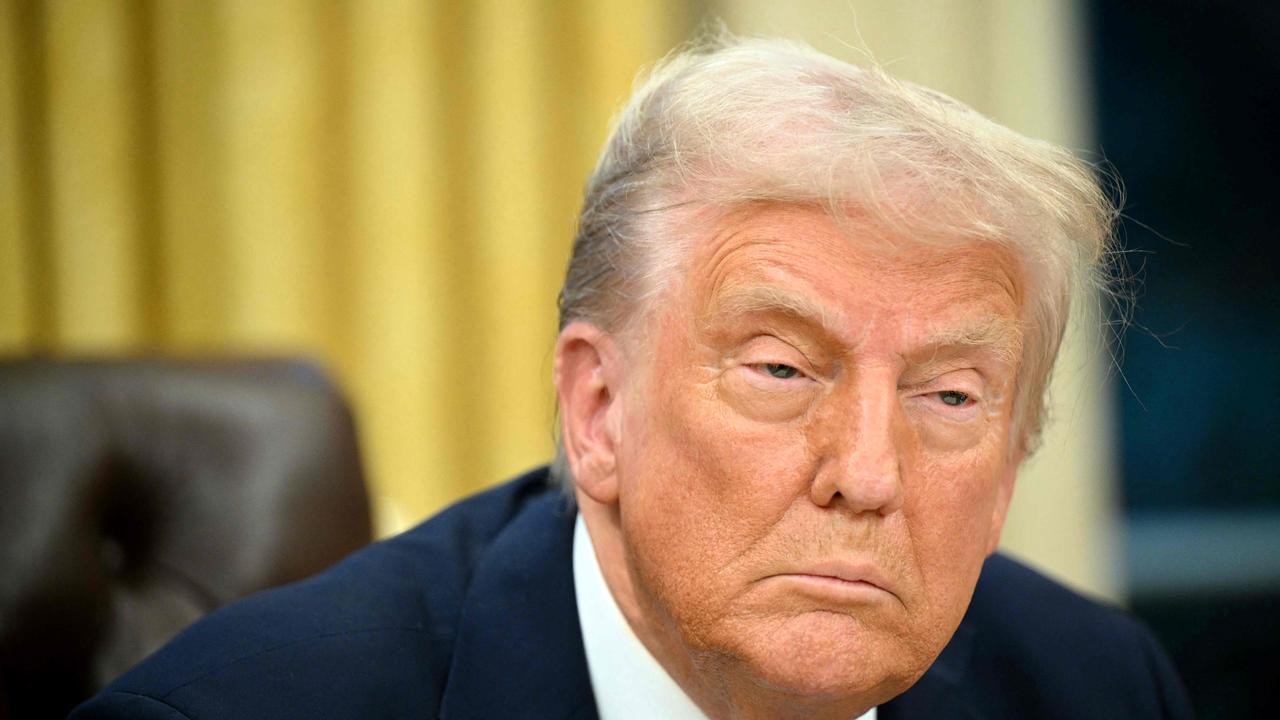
[74,36,1191,719]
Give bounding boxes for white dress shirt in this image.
[573,515,876,720]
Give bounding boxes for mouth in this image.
[768,561,898,604]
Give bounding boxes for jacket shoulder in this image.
[71,468,559,720]
[956,553,1192,719]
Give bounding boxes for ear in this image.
[985,452,1021,555]
[554,321,624,506]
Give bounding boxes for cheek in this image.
[903,448,1007,606]
[630,325,814,518]
[615,346,818,633]
[903,385,1016,548]
[623,373,808,557]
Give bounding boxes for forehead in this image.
[678,203,1024,348]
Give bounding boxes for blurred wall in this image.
[713,0,1120,601]
[0,0,684,535]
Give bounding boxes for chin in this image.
[731,612,925,703]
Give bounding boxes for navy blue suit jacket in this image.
[72,468,1192,719]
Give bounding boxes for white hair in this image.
[554,32,1118,489]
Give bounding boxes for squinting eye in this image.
[938,390,970,407]
[763,363,799,379]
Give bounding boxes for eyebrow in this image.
[709,283,1022,368]
[707,285,839,336]
[905,315,1024,370]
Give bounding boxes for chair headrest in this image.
[0,358,373,717]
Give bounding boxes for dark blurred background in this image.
[1090,1,1280,717]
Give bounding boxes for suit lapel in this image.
[879,620,983,720]
[439,490,599,720]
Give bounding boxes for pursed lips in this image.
[768,560,901,604]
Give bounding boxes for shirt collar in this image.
[572,514,876,720]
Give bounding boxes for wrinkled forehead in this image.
[678,202,1026,313]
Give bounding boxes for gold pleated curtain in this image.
[0,0,683,534]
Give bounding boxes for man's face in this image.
[612,203,1024,702]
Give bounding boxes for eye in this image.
[937,390,971,407]
[762,363,800,379]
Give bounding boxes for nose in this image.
[809,376,905,515]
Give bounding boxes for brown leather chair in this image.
[0,358,373,719]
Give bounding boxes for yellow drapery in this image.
[0,0,683,535]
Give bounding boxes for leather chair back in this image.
[0,358,373,719]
